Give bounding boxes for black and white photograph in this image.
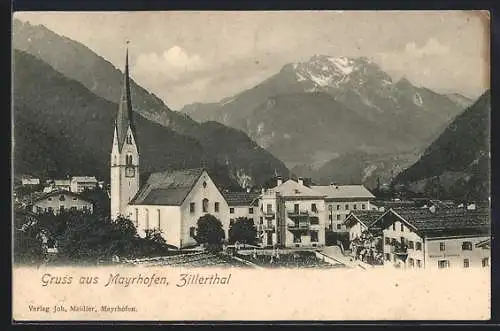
[11,10,492,321]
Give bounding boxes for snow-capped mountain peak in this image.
[290,54,387,90]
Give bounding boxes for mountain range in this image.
[394,90,490,200]
[182,54,470,187]
[12,19,289,188]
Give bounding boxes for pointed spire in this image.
[115,40,136,151]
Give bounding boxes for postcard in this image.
[11,10,491,322]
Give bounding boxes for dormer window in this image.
[126,134,133,144]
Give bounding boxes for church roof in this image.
[115,46,137,152]
[130,168,206,206]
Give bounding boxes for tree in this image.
[228,217,257,245]
[194,214,225,252]
[13,209,46,265]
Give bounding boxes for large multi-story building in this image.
[376,208,490,269]
[259,177,327,248]
[311,184,375,232]
[70,176,99,193]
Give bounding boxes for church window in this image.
[203,181,207,189]
[202,198,209,213]
[126,134,133,144]
[126,154,133,165]
[190,202,195,213]
[214,202,220,212]
[190,227,196,238]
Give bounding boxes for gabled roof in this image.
[344,211,385,229]
[223,191,260,206]
[130,168,206,206]
[265,179,325,198]
[377,207,491,238]
[311,185,375,200]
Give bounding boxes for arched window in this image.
[59,195,65,201]
[202,198,209,213]
[126,154,133,165]
[126,134,133,144]
[462,241,473,251]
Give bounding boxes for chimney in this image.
[298,177,304,186]
[277,176,282,186]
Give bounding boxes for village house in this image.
[344,210,385,242]
[259,177,327,248]
[311,183,375,232]
[376,207,490,269]
[30,190,94,215]
[70,176,99,193]
[53,179,71,192]
[222,191,260,229]
[21,175,40,186]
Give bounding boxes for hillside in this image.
[394,90,490,200]
[12,20,289,187]
[13,50,286,188]
[181,55,466,183]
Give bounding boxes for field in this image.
[122,251,252,268]
[236,250,345,269]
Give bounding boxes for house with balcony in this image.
[344,210,385,242]
[375,207,491,269]
[311,184,375,232]
[259,177,327,248]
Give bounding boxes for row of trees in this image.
[194,214,258,252]
[14,209,260,264]
[13,209,173,265]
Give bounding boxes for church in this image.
[110,47,254,248]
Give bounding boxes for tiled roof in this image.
[222,192,260,206]
[130,168,206,206]
[311,185,375,200]
[382,207,491,238]
[344,211,385,228]
[267,179,325,198]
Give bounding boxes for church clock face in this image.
[125,166,136,178]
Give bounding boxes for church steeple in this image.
[115,42,136,152]
[110,41,140,220]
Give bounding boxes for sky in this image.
[14,11,490,110]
